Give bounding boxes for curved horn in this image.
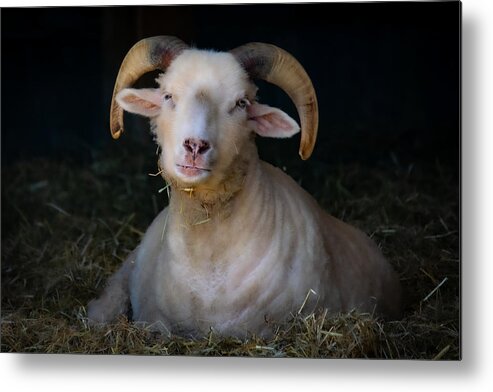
[110,36,188,139]
[231,43,319,160]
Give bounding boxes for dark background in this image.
[1,2,460,170]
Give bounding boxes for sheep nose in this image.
[183,138,211,156]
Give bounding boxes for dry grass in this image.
[1,142,459,358]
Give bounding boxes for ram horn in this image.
[231,43,319,160]
[109,36,188,139]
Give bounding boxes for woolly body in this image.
[88,45,401,337]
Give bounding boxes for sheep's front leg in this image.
[87,249,137,324]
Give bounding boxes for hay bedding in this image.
[1,142,459,358]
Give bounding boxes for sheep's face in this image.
[117,50,300,188]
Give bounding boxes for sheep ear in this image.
[116,88,163,117]
[247,103,300,138]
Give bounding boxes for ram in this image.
[88,36,401,337]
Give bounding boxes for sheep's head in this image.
[110,36,318,189]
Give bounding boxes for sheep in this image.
[88,36,401,338]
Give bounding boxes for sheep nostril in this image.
[184,138,210,155]
[198,141,210,154]
[183,139,194,153]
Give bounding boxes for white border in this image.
[2,0,492,391]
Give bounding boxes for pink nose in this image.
[183,138,211,156]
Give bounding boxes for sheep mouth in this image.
[176,164,211,178]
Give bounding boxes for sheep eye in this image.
[236,98,249,110]
[164,93,173,101]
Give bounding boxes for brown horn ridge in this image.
[230,43,319,160]
[109,36,188,139]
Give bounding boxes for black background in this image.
[1,2,460,169]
